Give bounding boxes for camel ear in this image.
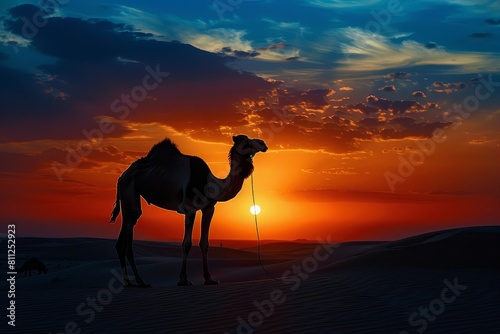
[232,135,248,143]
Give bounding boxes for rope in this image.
[250,172,279,281]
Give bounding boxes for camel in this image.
[17,258,47,277]
[110,135,267,287]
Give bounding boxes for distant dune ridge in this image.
[3,226,499,333]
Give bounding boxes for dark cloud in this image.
[485,19,500,25]
[391,100,421,114]
[5,13,154,61]
[349,102,378,115]
[7,4,41,18]
[428,81,466,94]
[469,33,492,39]
[267,42,286,50]
[276,88,332,108]
[390,116,416,127]
[1,5,274,142]
[377,120,451,140]
[355,115,452,142]
[233,50,260,58]
[384,72,411,80]
[245,90,451,153]
[0,5,466,156]
[287,189,436,203]
[219,47,260,58]
[379,85,397,92]
[358,117,381,126]
[0,151,43,174]
[424,42,439,49]
[286,56,300,61]
[0,144,147,181]
[412,90,427,98]
[366,95,420,114]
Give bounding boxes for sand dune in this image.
[327,226,500,270]
[2,226,499,333]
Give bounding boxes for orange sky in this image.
[2,114,498,242]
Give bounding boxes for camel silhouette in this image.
[17,258,47,276]
[110,135,267,287]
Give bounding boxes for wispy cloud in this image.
[338,27,499,73]
[307,0,383,8]
[184,28,253,53]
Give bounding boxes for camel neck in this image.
[209,155,251,202]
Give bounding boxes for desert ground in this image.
[2,226,499,333]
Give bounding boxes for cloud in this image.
[183,28,253,55]
[255,42,301,62]
[339,86,354,91]
[273,88,334,109]
[286,188,441,203]
[338,27,498,73]
[428,81,466,94]
[1,5,274,143]
[385,72,411,80]
[366,95,421,114]
[267,42,287,50]
[424,42,439,49]
[237,88,453,153]
[469,32,493,39]
[260,18,306,33]
[349,103,379,115]
[485,19,500,25]
[0,151,44,174]
[412,90,427,98]
[307,0,382,8]
[232,50,261,58]
[468,137,496,145]
[376,118,452,140]
[379,85,397,92]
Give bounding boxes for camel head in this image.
[232,135,268,159]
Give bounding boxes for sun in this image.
[250,204,261,215]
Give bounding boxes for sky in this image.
[0,0,499,242]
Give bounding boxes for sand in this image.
[2,226,499,333]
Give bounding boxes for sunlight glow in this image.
[250,204,261,215]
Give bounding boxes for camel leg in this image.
[124,219,151,288]
[115,223,135,287]
[178,212,195,286]
[200,206,219,285]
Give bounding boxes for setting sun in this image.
[250,204,261,216]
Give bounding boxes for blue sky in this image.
[2,0,500,85]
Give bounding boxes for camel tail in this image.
[110,183,120,224]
